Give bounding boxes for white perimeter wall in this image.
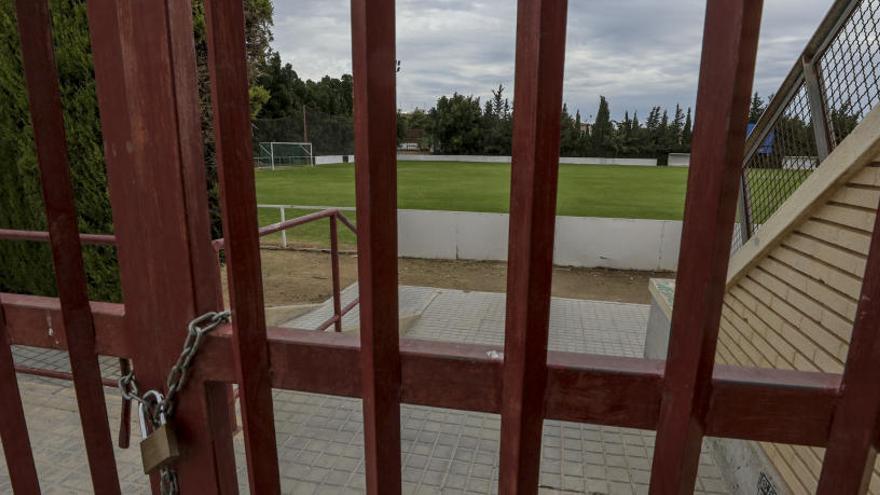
[667,153,691,167]
[397,210,682,271]
[397,154,658,166]
[315,155,354,165]
[314,154,658,166]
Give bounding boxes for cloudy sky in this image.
[270,0,832,119]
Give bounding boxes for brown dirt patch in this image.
[224,248,672,307]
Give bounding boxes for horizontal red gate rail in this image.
[2,292,843,448]
[0,229,115,245]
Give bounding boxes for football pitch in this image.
[253,161,689,247]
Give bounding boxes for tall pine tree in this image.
[591,96,613,156]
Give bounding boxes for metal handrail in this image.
[2,208,359,334]
[212,207,359,332]
[0,228,116,245]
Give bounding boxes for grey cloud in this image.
[271,0,832,118]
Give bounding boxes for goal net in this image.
[254,142,314,169]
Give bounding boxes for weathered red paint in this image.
[203,0,281,491]
[166,0,226,320]
[649,1,764,493]
[2,293,127,355]
[0,305,40,494]
[86,0,237,491]
[498,0,568,493]
[14,0,121,491]
[7,0,880,491]
[349,0,402,492]
[815,176,880,493]
[2,293,848,448]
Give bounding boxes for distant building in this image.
[398,126,432,152]
[399,142,420,151]
[579,122,592,136]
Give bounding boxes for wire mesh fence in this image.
[818,0,880,146]
[254,142,314,168]
[253,107,354,166]
[733,0,880,251]
[737,83,819,248]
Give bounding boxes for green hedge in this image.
[0,0,120,302]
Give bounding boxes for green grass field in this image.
[253,161,689,247]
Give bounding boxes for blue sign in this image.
[747,122,775,155]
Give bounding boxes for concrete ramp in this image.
[281,284,650,358]
[281,284,440,332]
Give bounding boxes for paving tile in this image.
[3,286,731,494]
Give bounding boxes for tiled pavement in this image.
[2,286,730,494]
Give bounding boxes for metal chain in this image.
[160,468,179,494]
[163,311,231,418]
[117,310,231,495]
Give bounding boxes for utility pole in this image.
[302,105,309,143]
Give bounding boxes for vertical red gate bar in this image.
[350,0,402,491]
[0,305,40,494]
[165,0,241,485]
[497,1,569,493]
[204,0,281,492]
[649,1,764,493]
[86,0,238,491]
[330,216,343,332]
[166,0,226,322]
[14,0,121,492]
[815,190,880,493]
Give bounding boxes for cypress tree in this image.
[591,96,612,156]
[749,92,766,123]
[682,107,693,149]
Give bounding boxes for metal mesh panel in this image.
[734,84,819,248]
[818,0,880,145]
[253,108,354,157]
[734,0,880,250]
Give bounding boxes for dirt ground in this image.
[224,248,672,307]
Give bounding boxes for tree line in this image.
[252,51,355,155]
[252,65,706,164]
[396,86,696,163]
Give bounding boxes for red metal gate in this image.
[3,0,880,494]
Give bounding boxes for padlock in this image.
[139,391,180,475]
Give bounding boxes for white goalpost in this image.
[255,142,314,169]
